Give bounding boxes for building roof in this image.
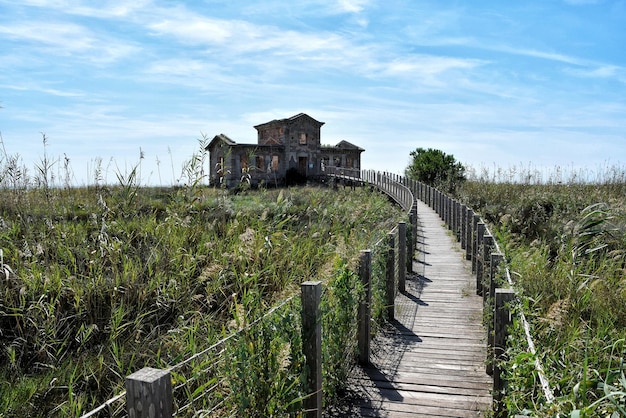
[207,133,236,150]
[332,140,365,152]
[253,113,325,130]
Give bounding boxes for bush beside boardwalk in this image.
[457,170,626,417]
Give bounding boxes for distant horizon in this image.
[1,1,625,185]
[2,132,624,188]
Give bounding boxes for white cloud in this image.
[149,16,233,44]
[337,0,370,13]
[8,0,153,18]
[382,55,486,76]
[0,83,84,98]
[564,64,624,81]
[0,20,140,64]
[0,21,94,52]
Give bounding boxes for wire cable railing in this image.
[80,171,415,418]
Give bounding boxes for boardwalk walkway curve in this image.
[328,197,492,417]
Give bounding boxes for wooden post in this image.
[408,202,417,273]
[490,254,503,309]
[408,203,416,274]
[125,367,173,418]
[358,250,372,365]
[475,223,485,295]
[452,199,456,233]
[486,253,504,376]
[494,288,515,418]
[386,232,396,320]
[460,205,467,249]
[445,195,452,230]
[301,281,323,418]
[471,215,480,273]
[465,208,473,261]
[455,201,460,238]
[438,191,442,219]
[482,235,494,304]
[398,223,406,293]
[451,199,456,235]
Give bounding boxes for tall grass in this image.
[458,165,626,416]
[0,140,404,417]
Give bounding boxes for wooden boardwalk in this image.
[327,200,492,417]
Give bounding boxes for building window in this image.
[256,156,264,170]
[241,155,248,170]
[272,155,279,172]
[299,133,307,145]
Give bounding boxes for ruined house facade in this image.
[207,113,364,188]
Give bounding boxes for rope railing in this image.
[491,237,555,404]
[79,171,415,418]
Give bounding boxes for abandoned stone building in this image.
[207,113,364,188]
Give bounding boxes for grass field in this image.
[0,180,405,416]
[459,167,626,417]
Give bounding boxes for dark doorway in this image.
[298,157,307,176]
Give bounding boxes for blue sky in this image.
[1,0,625,185]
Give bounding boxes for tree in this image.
[405,147,465,193]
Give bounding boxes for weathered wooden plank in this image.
[355,368,491,385]
[352,389,491,411]
[356,399,490,418]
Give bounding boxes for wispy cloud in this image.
[0,83,84,98]
[0,21,94,52]
[564,64,625,82]
[337,0,370,13]
[8,0,152,18]
[0,20,140,64]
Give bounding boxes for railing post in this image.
[452,199,457,233]
[427,185,431,208]
[487,253,504,376]
[437,190,442,217]
[471,214,480,272]
[408,204,415,273]
[301,281,323,418]
[465,209,474,261]
[460,205,467,249]
[386,232,396,320]
[450,198,454,230]
[358,250,372,365]
[125,367,173,418]
[408,197,417,273]
[482,235,494,302]
[398,223,406,293]
[454,200,463,242]
[494,288,515,418]
[475,222,486,295]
